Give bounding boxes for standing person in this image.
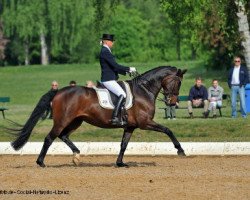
[208,79,224,118]
[188,77,209,118]
[228,56,249,118]
[41,81,59,120]
[51,80,59,91]
[164,95,178,120]
[99,33,136,125]
[48,81,59,119]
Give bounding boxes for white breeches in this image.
[209,100,222,110]
[102,81,126,98]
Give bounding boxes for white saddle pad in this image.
[93,81,133,110]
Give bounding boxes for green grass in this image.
[0,61,249,142]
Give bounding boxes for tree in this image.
[93,1,152,62]
[1,0,248,67]
[106,5,150,62]
[121,0,175,61]
[199,0,247,70]
[93,0,120,35]
[0,20,8,63]
[160,0,203,60]
[1,0,95,65]
[48,0,94,63]
[2,0,50,65]
[235,0,250,76]
[0,1,8,64]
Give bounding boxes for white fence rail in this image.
[0,142,250,155]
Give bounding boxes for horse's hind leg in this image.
[36,129,58,167]
[116,127,135,167]
[59,135,81,166]
[59,134,80,153]
[58,117,83,166]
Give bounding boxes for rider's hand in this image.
[129,67,137,73]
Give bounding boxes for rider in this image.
[99,33,136,125]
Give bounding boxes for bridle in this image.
[129,70,182,104]
[157,75,182,104]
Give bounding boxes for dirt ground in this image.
[0,155,249,200]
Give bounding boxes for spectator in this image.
[51,80,59,91]
[41,81,59,120]
[86,80,95,88]
[48,81,59,119]
[69,80,76,86]
[49,81,59,119]
[208,79,224,118]
[164,95,178,120]
[228,56,249,118]
[188,77,209,118]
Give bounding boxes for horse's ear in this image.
[176,69,182,76]
[182,69,187,75]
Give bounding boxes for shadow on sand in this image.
[47,161,157,168]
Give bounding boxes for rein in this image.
[157,91,170,104]
[129,69,181,104]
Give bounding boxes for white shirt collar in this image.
[103,44,111,53]
[232,66,240,84]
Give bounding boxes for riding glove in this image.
[129,67,137,73]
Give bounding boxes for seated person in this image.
[188,77,209,118]
[86,80,95,88]
[208,79,224,118]
[69,80,77,86]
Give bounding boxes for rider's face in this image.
[106,40,114,48]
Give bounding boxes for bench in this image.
[178,94,230,117]
[0,97,10,119]
[178,94,230,103]
[160,94,230,117]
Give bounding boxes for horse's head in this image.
[161,69,187,104]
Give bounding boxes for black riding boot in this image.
[111,95,126,126]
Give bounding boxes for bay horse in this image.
[11,66,187,167]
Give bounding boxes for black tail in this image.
[11,90,57,150]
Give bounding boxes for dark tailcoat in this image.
[100,46,130,82]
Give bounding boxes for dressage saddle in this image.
[96,81,129,126]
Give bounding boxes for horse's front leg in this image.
[116,127,135,167]
[142,121,186,156]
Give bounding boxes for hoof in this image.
[36,160,46,168]
[116,162,129,167]
[177,150,186,156]
[72,153,80,166]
